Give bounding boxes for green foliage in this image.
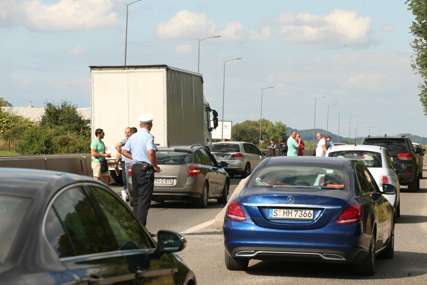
[0,97,12,107]
[16,126,54,155]
[408,0,427,113]
[231,119,288,146]
[41,102,90,135]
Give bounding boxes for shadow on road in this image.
[396,214,427,224]
[245,251,427,280]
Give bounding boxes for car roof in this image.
[264,156,357,168]
[212,141,247,145]
[0,168,97,198]
[364,136,410,141]
[158,145,208,153]
[329,144,384,153]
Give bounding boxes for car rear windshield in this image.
[247,165,348,191]
[363,139,409,154]
[329,151,382,168]
[211,144,240,153]
[157,151,192,165]
[0,196,31,264]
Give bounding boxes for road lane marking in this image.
[182,218,216,234]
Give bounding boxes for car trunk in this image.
[154,164,189,188]
[240,188,351,230]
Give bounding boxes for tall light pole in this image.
[259,86,275,143]
[197,35,221,73]
[221,57,242,140]
[124,0,143,66]
[313,96,326,130]
[348,116,352,139]
[326,102,338,132]
[337,112,341,138]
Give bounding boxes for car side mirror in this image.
[217,161,228,168]
[156,230,186,253]
[382,184,397,195]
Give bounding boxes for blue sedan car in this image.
[224,157,395,275]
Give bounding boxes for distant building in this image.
[1,106,91,122]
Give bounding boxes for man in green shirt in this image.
[287,131,300,157]
[91,128,111,184]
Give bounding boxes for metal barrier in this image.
[0,154,92,176]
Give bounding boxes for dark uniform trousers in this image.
[131,162,154,226]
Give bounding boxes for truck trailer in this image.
[90,65,218,182]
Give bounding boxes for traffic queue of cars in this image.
[0,137,423,283]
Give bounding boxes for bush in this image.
[16,126,55,155]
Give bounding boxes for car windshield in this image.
[0,195,31,264]
[364,139,409,154]
[247,165,348,190]
[329,151,382,168]
[157,151,191,165]
[211,144,240,153]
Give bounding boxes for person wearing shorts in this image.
[91,128,111,184]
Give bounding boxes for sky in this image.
[0,0,425,137]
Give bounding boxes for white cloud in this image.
[0,0,19,25]
[250,25,272,40]
[157,10,215,39]
[175,43,193,54]
[383,25,393,33]
[219,21,243,40]
[279,10,371,45]
[22,0,117,31]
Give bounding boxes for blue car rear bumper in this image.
[224,219,368,263]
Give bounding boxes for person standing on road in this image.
[287,131,300,157]
[315,132,328,157]
[91,128,111,184]
[296,132,305,156]
[122,115,161,226]
[115,127,137,201]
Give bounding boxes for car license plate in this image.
[270,208,314,220]
[155,178,176,187]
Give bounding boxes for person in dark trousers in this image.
[122,114,160,226]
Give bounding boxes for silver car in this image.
[127,145,230,208]
[211,142,264,177]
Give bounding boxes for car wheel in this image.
[196,182,209,208]
[243,163,251,178]
[218,180,229,205]
[224,250,248,271]
[357,234,376,275]
[409,178,420,192]
[380,228,394,259]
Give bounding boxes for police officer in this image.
[122,114,160,226]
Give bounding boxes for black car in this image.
[363,136,422,191]
[0,168,196,285]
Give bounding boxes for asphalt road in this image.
[177,170,427,284]
[111,178,241,234]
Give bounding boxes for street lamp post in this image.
[124,0,143,66]
[313,96,326,130]
[259,86,275,143]
[197,35,221,73]
[221,57,242,140]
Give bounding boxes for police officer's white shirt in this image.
[316,138,326,157]
[122,128,156,164]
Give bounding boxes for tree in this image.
[231,119,287,146]
[0,110,33,151]
[0,97,12,107]
[41,102,90,135]
[408,0,427,113]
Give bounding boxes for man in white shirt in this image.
[315,132,328,157]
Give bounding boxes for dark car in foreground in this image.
[224,157,395,275]
[363,136,422,191]
[0,168,196,285]
[128,145,230,208]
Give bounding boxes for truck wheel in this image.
[218,180,229,205]
[196,182,209,208]
[225,250,248,271]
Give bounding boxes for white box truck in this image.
[90,65,218,181]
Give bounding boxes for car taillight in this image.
[187,165,201,177]
[397,152,413,160]
[381,175,391,185]
[231,153,244,159]
[226,201,246,221]
[336,204,360,225]
[127,167,132,177]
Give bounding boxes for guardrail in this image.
[0,154,92,176]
